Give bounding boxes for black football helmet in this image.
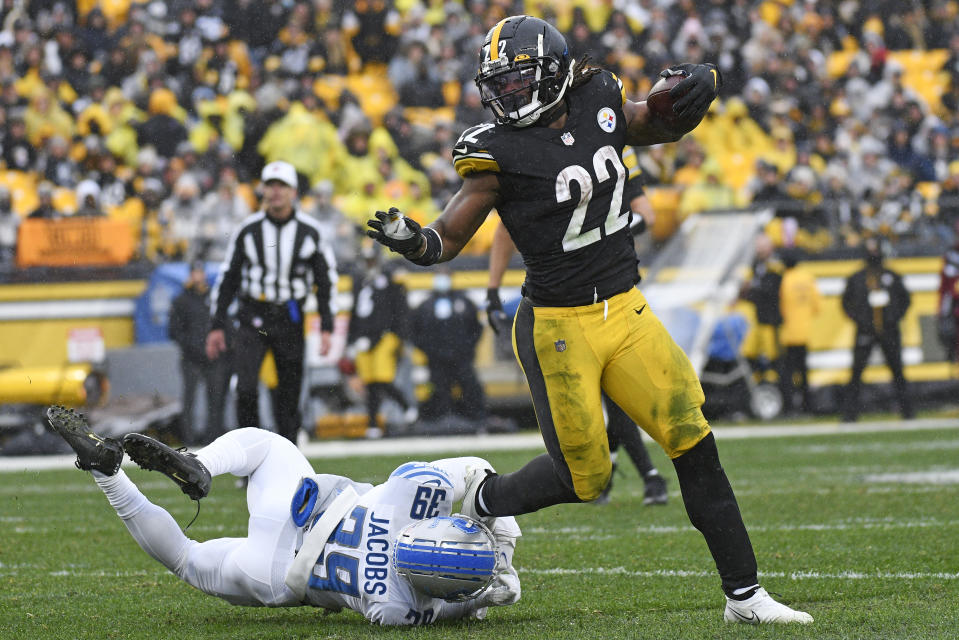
[474,15,572,127]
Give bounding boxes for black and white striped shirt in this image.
[210,209,338,331]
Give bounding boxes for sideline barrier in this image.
[17,218,134,267]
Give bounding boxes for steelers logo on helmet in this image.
[475,15,573,127]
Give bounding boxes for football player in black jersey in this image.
[368,15,812,624]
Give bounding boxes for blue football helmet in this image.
[393,514,497,601]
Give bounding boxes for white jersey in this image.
[108,429,518,627]
[299,462,488,625]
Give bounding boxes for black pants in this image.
[179,356,229,445]
[233,303,305,443]
[843,329,913,421]
[424,354,487,420]
[779,345,810,414]
[366,383,409,428]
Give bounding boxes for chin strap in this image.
[538,99,568,126]
[512,60,575,127]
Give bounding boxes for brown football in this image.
[645,73,686,127]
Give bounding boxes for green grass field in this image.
[2,425,958,639]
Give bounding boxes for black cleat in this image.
[122,433,211,500]
[47,405,124,475]
[643,473,668,506]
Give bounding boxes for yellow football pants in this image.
[512,287,710,501]
[355,332,402,384]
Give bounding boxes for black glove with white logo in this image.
[366,207,423,256]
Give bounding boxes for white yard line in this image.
[523,567,959,580]
[8,517,957,537]
[2,565,956,581]
[3,417,959,473]
[865,470,959,483]
[522,518,959,537]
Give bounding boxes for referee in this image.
[205,161,337,443]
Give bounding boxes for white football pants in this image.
[97,428,319,606]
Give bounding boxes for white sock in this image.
[94,469,151,520]
[94,468,192,574]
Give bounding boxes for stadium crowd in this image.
[2,0,959,271]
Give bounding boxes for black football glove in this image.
[663,63,722,122]
[366,207,423,256]
[486,287,509,335]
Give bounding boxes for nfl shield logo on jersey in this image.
[554,339,567,352]
[597,107,616,132]
[561,131,575,146]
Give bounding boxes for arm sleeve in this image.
[311,236,338,333]
[209,228,246,331]
[892,273,911,321]
[168,297,185,346]
[841,278,855,320]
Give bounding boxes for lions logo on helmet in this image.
[393,515,498,601]
[475,15,572,127]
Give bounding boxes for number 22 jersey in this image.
[453,70,639,307]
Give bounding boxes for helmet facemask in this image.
[393,515,498,602]
[475,24,572,127]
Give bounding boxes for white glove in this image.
[352,337,372,353]
[475,567,521,608]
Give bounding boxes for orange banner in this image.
[17,218,135,267]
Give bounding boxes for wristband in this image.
[407,228,443,266]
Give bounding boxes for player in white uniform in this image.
[46,406,521,626]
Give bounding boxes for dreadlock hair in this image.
[536,55,602,126]
[569,55,602,91]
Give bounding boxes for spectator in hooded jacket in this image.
[137,88,188,158]
[778,250,821,415]
[409,266,486,425]
[75,179,106,217]
[742,233,783,381]
[840,238,914,422]
[27,181,60,219]
[342,246,417,437]
[169,260,230,444]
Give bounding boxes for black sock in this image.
[672,432,759,597]
[476,453,581,516]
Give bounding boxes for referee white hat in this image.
[261,161,298,188]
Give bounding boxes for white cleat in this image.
[724,588,813,624]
